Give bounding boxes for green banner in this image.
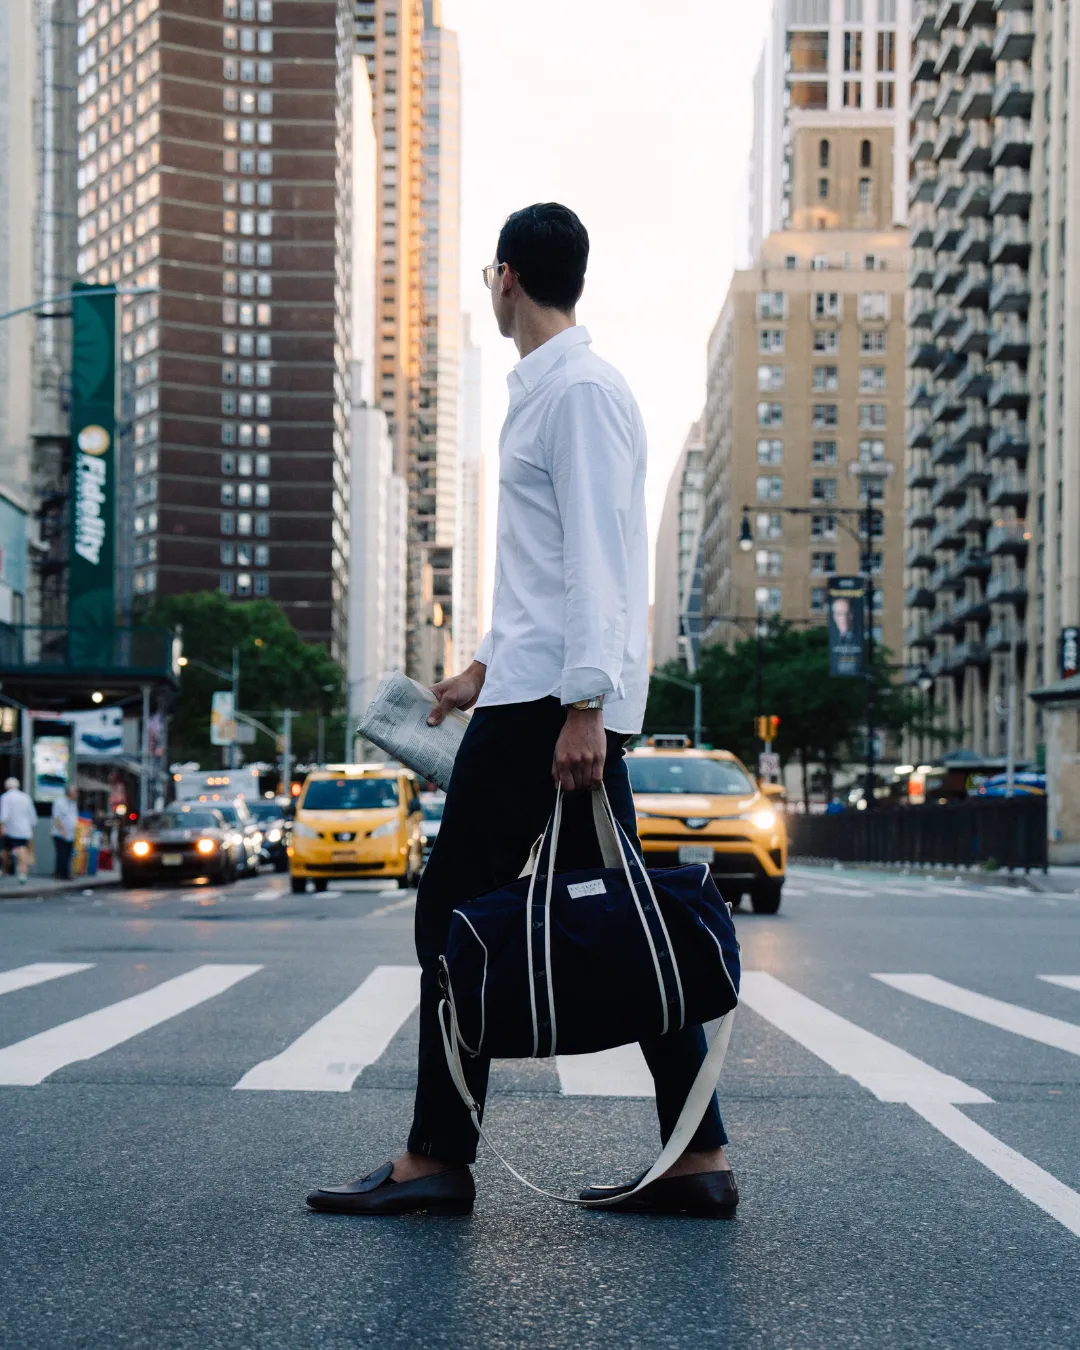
[69,283,117,640]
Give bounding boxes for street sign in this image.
[235,723,256,745]
[758,752,780,779]
[210,692,237,745]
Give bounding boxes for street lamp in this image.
[738,511,754,553]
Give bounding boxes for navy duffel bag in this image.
[438,786,741,1205]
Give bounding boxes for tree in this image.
[644,623,937,801]
[144,592,343,765]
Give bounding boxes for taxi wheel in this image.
[312,878,329,893]
[750,880,783,915]
[290,877,307,894]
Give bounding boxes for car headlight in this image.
[292,820,319,839]
[130,839,150,857]
[749,808,777,831]
[370,819,398,838]
[196,838,216,855]
[266,828,282,843]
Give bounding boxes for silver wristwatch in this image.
[566,696,604,711]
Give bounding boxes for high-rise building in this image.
[355,0,460,684]
[74,0,354,654]
[653,421,706,671]
[703,123,908,658]
[746,0,911,263]
[902,0,1034,757]
[452,311,482,675]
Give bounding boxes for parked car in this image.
[419,791,445,866]
[247,799,291,872]
[120,806,246,887]
[176,796,263,875]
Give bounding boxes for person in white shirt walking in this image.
[0,776,39,886]
[307,203,736,1221]
[51,786,80,880]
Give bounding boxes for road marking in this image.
[234,965,421,1092]
[0,965,262,1086]
[1040,976,1080,992]
[910,1102,1080,1239]
[874,974,1080,1057]
[0,963,95,996]
[739,973,987,1103]
[743,973,1080,1241]
[557,1042,654,1097]
[365,895,415,919]
[252,887,284,900]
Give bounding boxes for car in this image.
[626,744,787,914]
[176,795,263,875]
[246,800,291,871]
[288,764,424,893]
[120,805,246,887]
[419,791,445,866]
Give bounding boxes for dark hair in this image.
[496,203,589,313]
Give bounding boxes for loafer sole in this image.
[306,1193,473,1217]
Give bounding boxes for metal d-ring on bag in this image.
[437,784,741,1207]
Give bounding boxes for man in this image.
[0,776,38,886]
[51,785,79,880]
[307,203,737,1220]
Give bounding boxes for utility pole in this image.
[317,714,325,767]
[1006,634,1018,797]
[281,708,293,799]
[756,604,766,755]
[139,684,151,817]
[863,478,876,810]
[230,645,239,770]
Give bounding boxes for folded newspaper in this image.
[357,670,469,792]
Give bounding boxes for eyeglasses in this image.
[481,262,506,290]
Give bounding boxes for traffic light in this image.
[755,715,781,743]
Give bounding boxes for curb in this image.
[788,856,1042,890]
[0,871,121,903]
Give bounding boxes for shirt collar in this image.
[507,326,591,396]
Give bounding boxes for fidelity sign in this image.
[74,425,111,565]
[69,285,117,628]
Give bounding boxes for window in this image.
[257,243,271,265]
[858,403,886,428]
[784,255,797,270]
[220,483,236,505]
[238,453,253,475]
[757,291,787,320]
[256,302,271,325]
[843,30,861,71]
[818,177,830,201]
[222,392,237,414]
[255,335,271,355]
[859,366,886,393]
[254,513,270,536]
[757,439,783,466]
[842,81,861,108]
[811,255,828,271]
[818,138,830,169]
[860,138,872,168]
[758,364,785,391]
[811,514,837,539]
[756,513,783,540]
[254,483,270,506]
[223,24,238,47]
[221,544,235,564]
[236,572,252,596]
[221,452,236,474]
[254,574,270,595]
[811,551,837,575]
[759,329,785,353]
[877,30,895,73]
[811,404,838,428]
[256,182,271,205]
[256,362,271,385]
[257,151,272,174]
[810,587,827,613]
[257,0,272,18]
[221,423,237,444]
[789,81,828,110]
[788,29,828,74]
[876,80,895,109]
[864,254,880,272]
[222,361,237,384]
[756,549,783,578]
[255,453,270,476]
[757,402,784,427]
[859,291,888,321]
[858,438,886,461]
[812,440,837,464]
[858,177,872,214]
[257,212,272,236]
[255,423,270,445]
[813,292,841,319]
[257,29,272,52]
[258,121,272,144]
[255,393,270,416]
[239,58,256,81]
[224,87,238,111]
[221,512,235,535]
[257,60,272,83]
[254,544,269,565]
[860,509,885,538]
[220,573,235,594]
[811,478,837,503]
[860,329,886,353]
[756,475,784,503]
[755,586,782,615]
[237,512,252,535]
[812,365,839,392]
[813,330,839,354]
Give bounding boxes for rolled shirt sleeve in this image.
[473,630,494,667]
[548,381,634,706]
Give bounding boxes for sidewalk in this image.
[0,869,121,901]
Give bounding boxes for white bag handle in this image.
[518,785,623,879]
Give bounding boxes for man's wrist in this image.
[564,699,604,714]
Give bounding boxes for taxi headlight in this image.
[749,808,777,832]
[292,820,319,839]
[370,819,398,839]
[130,839,151,857]
[266,828,282,843]
[196,838,216,855]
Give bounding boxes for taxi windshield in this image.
[627,757,754,796]
[302,778,400,811]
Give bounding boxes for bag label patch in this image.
[567,879,607,899]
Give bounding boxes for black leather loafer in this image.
[306,1161,475,1216]
[578,1169,738,1218]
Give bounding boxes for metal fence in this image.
[789,797,1048,873]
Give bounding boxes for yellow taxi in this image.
[288,764,424,894]
[626,739,786,913]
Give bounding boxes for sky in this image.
[441,0,774,613]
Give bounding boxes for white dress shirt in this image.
[0,788,38,841]
[474,326,649,734]
[51,795,79,842]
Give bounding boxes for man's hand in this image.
[427,661,486,726]
[553,708,606,792]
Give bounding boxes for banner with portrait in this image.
[827,576,866,678]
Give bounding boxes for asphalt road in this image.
[2,863,1079,1349]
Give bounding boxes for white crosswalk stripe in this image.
[0,965,262,1085]
[0,962,94,996]
[557,1043,653,1097]
[1040,975,1080,992]
[874,974,1080,1057]
[234,965,421,1092]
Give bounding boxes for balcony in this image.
[953,590,991,625]
[956,547,992,581]
[0,625,180,684]
[933,211,963,252]
[958,73,995,120]
[910,248,936,289]
[908,380,935,410]
[990,167,1032,216]
[934,116,965,162]
[987,421,1029,462]
[954,263,990,310]
[932,605,964,637]
[957,173,992,218]
[958,24,995,75]
[931,304,963,339]
[906,624,934,650]
[912,80,939,122]
[906,536,936,570]
[989,218,1031,265]
[992,72,1034,120]
[931,431,965,468]
[988,371,1030,411]
[955,217,990,265]
[930,561,965,594]
[908,410,934,449]
[931,515,967,550]
[989,266,1030,315]
[912,123,937,164]
[931,385,966,423]
[991,117,1033,170]
[955,358,992,401]
[933,258,964,296]
[913,40,941,82]
[958,0,996,29]
[933,169,965,211]
[953,405,990,446]
[908,338,940,372]
[931,471,965,511]
[954,499,990,534]
[906,454,936,490]
[950,640,990,669]
[928,651,952,678]
[988,320,1030,362]
[986,570,1028,604]
[954,448,991,492]
[935,32,963,79]
[987,521,1031,556]
[957,124,994,179]
[954,311,989,355]
[987,470,1029,508]
[906,583,936,610]
[986,622,1027,652]
[908,287,937,329]
[993,11,1035,63]
[910,202,936,249]
[912,162,940,204]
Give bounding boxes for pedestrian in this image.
[0,776,38,887]
[307,202,737,1220]
[51,785,79,880]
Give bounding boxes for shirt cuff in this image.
[560,666,622,706]
[473,631,493,667]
